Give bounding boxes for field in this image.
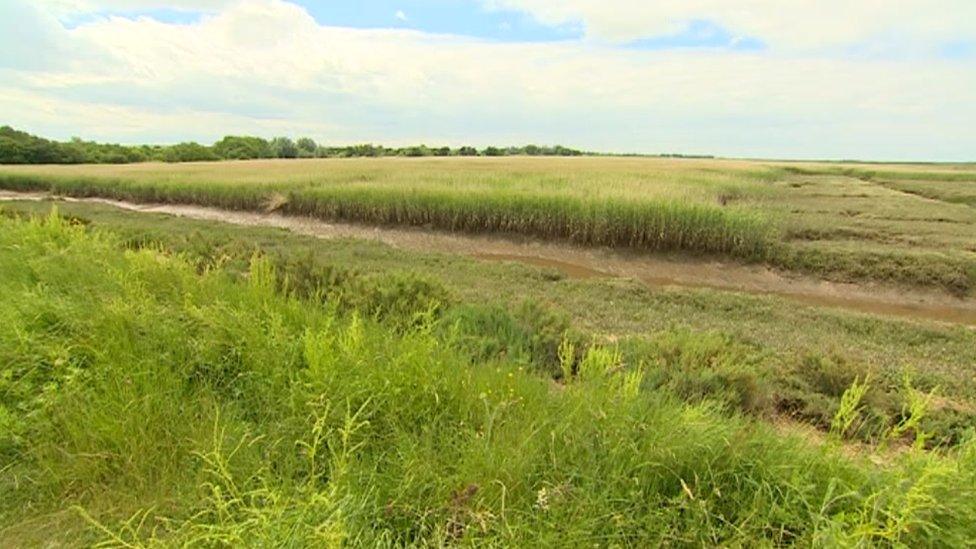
[2,157,976,545]
[2,157,975,293]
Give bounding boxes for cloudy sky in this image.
[2,0,975,160]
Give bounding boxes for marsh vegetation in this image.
[1,155,974,545]
[2,211,975,546]
[2,156,974,293]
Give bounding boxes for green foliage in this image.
[773,245,976,296]
[295,137,317,158]
[269,137,299,159]
[213,135,272,160]
[558,337,575,381]
[0,126,586,164]
[337,272,449,329]
[778,355,886,440]
[830,376,872,440]
[440,301,574,378]
[162,141,218,163]
[628,330,769,413]
[2,213,976,545]
[772,354,976,447]
[4,199,974,449]
[274,253,450,330]
[886,376,935,450]
[3,150,972,294]
[0,126,147,164]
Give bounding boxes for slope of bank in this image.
[2,211,975,546]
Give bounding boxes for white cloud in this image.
[0,84,340,142]
[395,10,407,22]
[483,0,976,49]
[38,0,234,15]
[1,0,974,160]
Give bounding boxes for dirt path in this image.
[4,190,976,327]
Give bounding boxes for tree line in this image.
[0,126,585,164]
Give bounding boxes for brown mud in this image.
[3,190,975,327]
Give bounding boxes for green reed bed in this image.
[284,187,772,257]
[1,212,974,546]
[0,172,283,211]
[0,171,775,259]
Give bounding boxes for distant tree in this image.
[161,142,218,163]
[0,126,91,164]
[553,145,583,156]
[0,126,593,165]
[98,144,146,163]
[401,145,430,157]
[296,137,317,158]
[270,137,299,159]
[337,144,384,157]
[213,136,272,160]
[0,127,30,163]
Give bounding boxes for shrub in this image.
[440,300,575,377]
[629,330,770,413]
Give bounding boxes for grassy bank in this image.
[5,198,976,446]
[2,211,975,545]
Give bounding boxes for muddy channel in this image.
[2,190,975,327]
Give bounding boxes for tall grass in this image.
[1,213,975,545]
[0,160,776,259]
[285,187,771,256]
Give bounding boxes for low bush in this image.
[623,330,770,414]
[440,300,575,378]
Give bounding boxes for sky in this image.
[1,1,975,160]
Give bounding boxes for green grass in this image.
[1,156,974,293]
[762,164,976,293]
[780,163,976,206]
[4,199,976,448]
[2,211,976,545]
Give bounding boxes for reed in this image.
[0,165,775,259]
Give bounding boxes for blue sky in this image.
[298,0,582,42]
[60,1,582,40]
[57,1,771,49]
[1,0,974,160]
